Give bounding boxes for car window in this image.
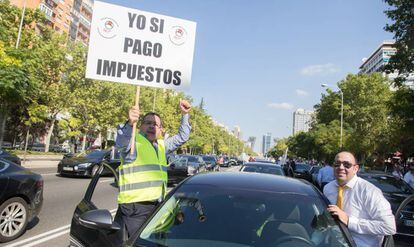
[202,156,216,162]
[90,164,119,214]
[174,158,188,168]
[364,175,413,194]
[186,156,198,163]
[85,150,107,159]
[242,166,258,172]
[136,185,351,247]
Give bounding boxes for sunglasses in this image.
[333,161,355,169]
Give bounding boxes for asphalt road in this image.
[4,166,119,247]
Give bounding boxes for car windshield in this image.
[84,150,107,159]
[136,184,351,247]
[243,165,284,176]
[202,156,216,162]
[296,164,310,171]
[185,156,198,163]
[362,175,413,194]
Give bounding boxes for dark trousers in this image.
[114,201,157,243]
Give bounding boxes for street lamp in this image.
[321,84,344,149]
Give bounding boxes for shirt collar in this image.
[335,174,358,189]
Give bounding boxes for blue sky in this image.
[104,0,393,152]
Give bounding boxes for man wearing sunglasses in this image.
[323,151,396,247]
[114,100,192,241]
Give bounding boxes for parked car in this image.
[219,156,236,167]
[293,163,312,182]
[201,155,219,171]
[57,149,120,177]
[240,162,285,176]
[359,172,414,239]
[0,158,43,243]
[168,155,206,185]
[30,143,45,152]
[69,171,360,247]
[0,148,21,165]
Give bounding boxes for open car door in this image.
[69,161,121,247]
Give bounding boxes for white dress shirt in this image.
[404,172,414,189]
[323,175,396,247]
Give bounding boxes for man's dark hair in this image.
[140,112,163,127]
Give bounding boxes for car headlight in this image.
[77,162,92,168]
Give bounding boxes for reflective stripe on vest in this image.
[118,133,167,204]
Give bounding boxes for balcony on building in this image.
[81,1,93,16]
[78,15,91,30]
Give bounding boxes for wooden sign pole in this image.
[130,86,141,155]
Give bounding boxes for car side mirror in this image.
[79,209,120,231]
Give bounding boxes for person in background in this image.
[323,151,396,247]
[317,162,334,190]
[403,163,414,189]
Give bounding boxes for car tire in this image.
[0,197,29,243]
[90,165,99,177]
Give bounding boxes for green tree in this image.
[382,0,414,87]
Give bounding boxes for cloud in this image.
[300,63,340,76]
[268,102,294,110]
[296,89,309,96]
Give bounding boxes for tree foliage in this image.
[382,0,414,86]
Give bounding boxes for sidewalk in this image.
[18,155,63,168]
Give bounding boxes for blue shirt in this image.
[116,114,191,163]
[317,165,335,185]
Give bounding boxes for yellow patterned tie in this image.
[337,186,345,209]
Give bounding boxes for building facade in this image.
[292,109,313,135]
[247,136,256,151]
[359,40,414,87]
[262,133,271,155]
[11,0,93,45]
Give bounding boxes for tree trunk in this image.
[82,133,87,152]
[23,129,30,166]
[0,110,7,148]
[44,118,56,153]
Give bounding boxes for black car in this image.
[359,172,414,239]
[293,163,312,182]
[201,155,219,171]
[167,155,206,185]
[69,166,361,247]
[240,162,285,176]
[0,158,43,243]
[57,149,121,177]
[0,148,21,165]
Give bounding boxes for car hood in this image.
[60,157,100,166]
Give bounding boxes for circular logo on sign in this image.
[169,26,187,46]
[97,17,119,39]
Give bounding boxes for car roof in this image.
[183,172,317,196]
[244,162,281,167]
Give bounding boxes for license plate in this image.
[403,220,414,227]
[63,167,73,171]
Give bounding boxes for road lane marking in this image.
[99,178,114,183]
[6,209,117,247]
[40,173,58,176]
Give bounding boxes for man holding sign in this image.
[115,99,191,238]
[86,1,196,241]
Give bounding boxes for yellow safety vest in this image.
[118,133,168,204]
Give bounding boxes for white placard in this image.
[85,1,197,91]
